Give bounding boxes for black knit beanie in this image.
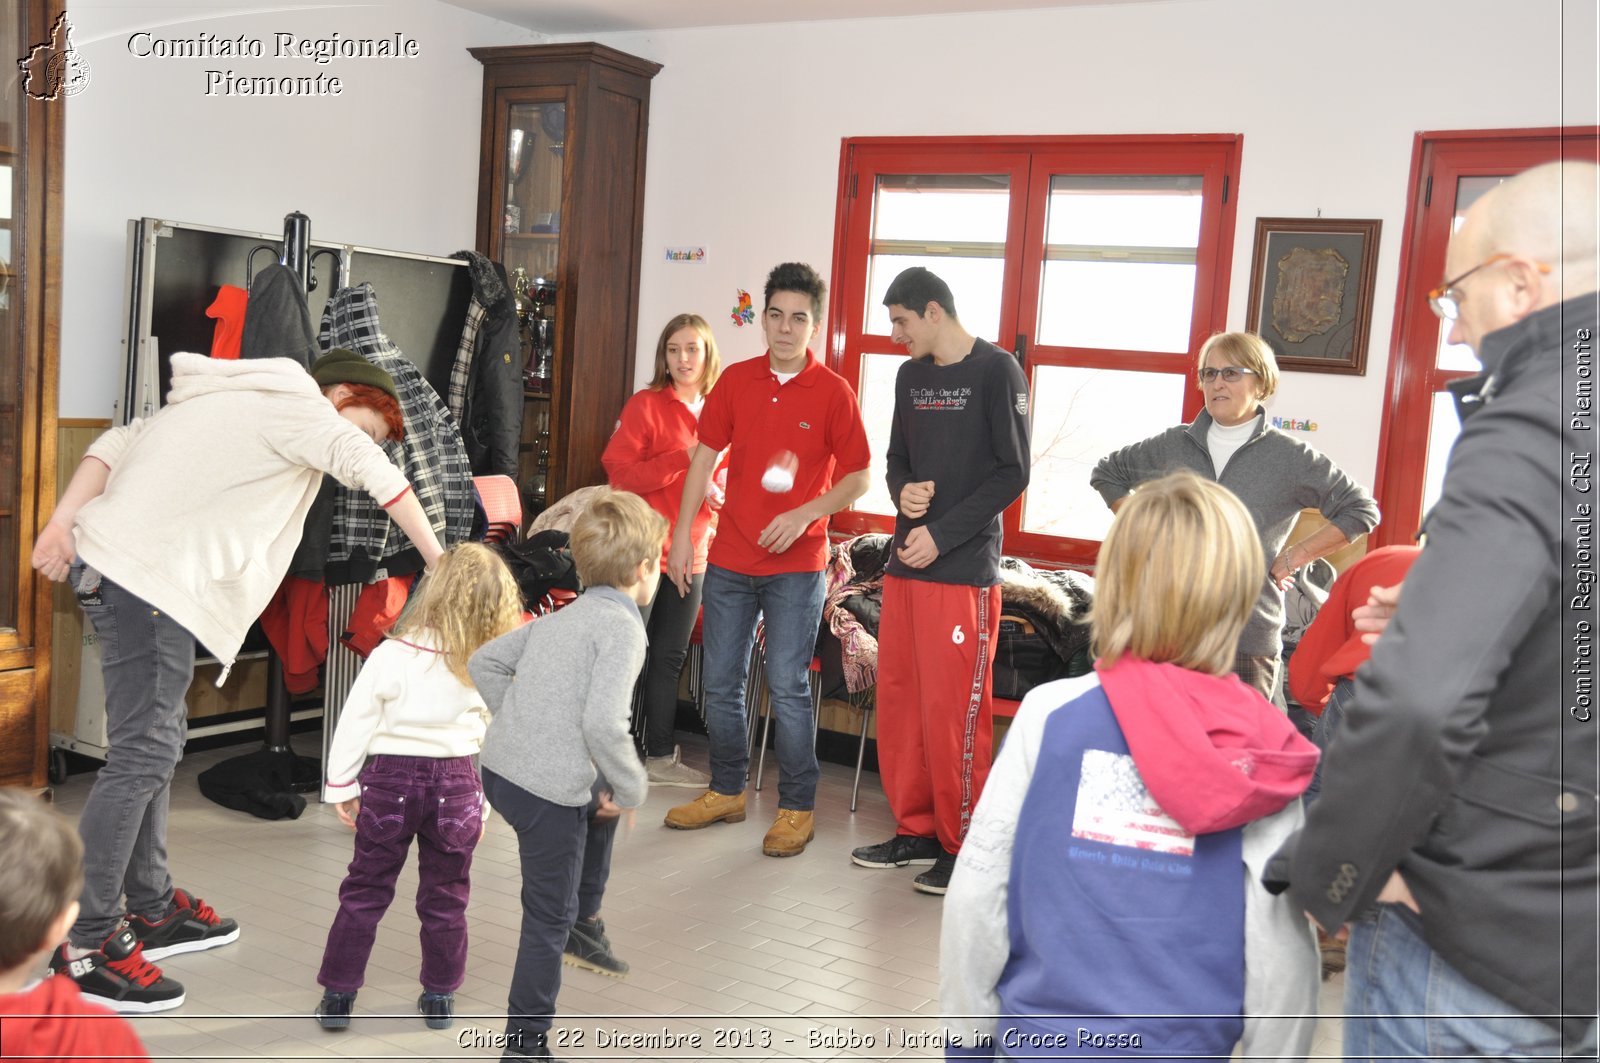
[310,348,400,403]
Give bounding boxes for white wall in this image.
[59,0,537,418]
[56,0,1600,487]
[569,0,1598,490]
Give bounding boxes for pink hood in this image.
[1096,657,1318,834]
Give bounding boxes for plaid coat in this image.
[319,284,475,583]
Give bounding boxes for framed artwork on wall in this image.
[1245,217,1381,375]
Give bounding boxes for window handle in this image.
[1013,334,1028,366]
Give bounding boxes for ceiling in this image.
[441,0,1156,36]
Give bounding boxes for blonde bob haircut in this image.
[649,313,721,397]
[570,489,669,590]
[1196,331,1279,401]
[391,542,525,685]
[1091,472,1263,676]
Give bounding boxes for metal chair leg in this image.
[687,643,704,721]
[754,684,775,792]
[851,696,872,813]
[745,639,765,778]
[810,666,822,745]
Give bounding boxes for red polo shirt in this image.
[698,350,870,575]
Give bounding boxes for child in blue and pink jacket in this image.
[940,472,1321,1060]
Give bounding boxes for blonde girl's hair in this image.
[1196,330,1279,401]
[649,313,721,396]
[570,489,669,589]
[1091,472,1263,676]
[391,542,524,684]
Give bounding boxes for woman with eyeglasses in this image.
[1090,331,1379,701]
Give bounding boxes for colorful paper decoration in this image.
[731,288,754,327]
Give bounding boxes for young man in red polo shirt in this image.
[663,262,871,856]
[851,267,1031,894]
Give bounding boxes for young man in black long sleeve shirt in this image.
[850,267,1031,894]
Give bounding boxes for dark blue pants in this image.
[318,755,483,994]
[483,769,616,1042]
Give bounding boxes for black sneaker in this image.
[127,888,239,960]
[49,924,186,1013]
[562,917,628,978]
[418,991,454,1030]
[315,989,355,1030]
[850,834,942,869]
[912,851,958,895]
[503,1029,562,1060]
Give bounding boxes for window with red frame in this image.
[826,135,1242,568]
[1372,128,1600,548]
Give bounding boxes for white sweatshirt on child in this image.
[323,632,492,802]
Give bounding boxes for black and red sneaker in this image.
[127,888,239,960]
[49,924,186,1013]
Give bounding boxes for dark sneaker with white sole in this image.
[127,887,239,960]
[49,924,186,1013]
[563,917,628,977]
[912,851,958,895]
[850,834,942,869]
[315,989,355,1030]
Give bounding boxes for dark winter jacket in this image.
[240,263,318,367]
[449,252,523,478]
[1267,295,1600,1042]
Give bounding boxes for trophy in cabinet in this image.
[523,275,556,394]
[504,127,530,233]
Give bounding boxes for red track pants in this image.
[875,574,1002,854]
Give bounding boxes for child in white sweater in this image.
[313,543,525,1032]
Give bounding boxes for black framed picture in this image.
[1245,217,1381,375]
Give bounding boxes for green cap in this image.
[310,348,400,403]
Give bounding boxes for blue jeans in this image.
[700,565,824,810]
[69,562,195,946]
[1345,904,1595,1060]
[1303,676,1353,805]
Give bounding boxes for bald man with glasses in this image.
[1267,158,1600,1058]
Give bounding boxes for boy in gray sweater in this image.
[471,490,666,1062]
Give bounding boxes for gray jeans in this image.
[69,561,195,946]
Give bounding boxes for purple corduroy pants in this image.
[317,754,483,994]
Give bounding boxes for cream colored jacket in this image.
[75,353,410,675]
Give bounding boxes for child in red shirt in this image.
[0,789,149,1062]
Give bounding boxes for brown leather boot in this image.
[663,789,746,830]
[761,809,814,857]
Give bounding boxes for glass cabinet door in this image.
[500,100,564,279]
[498,98,565,515]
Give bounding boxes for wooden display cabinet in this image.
[470,43,661,520]
[0,0,64,789]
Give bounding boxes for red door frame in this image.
[1372,127,1600,547]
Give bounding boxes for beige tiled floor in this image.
[43,735,1345,1061]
